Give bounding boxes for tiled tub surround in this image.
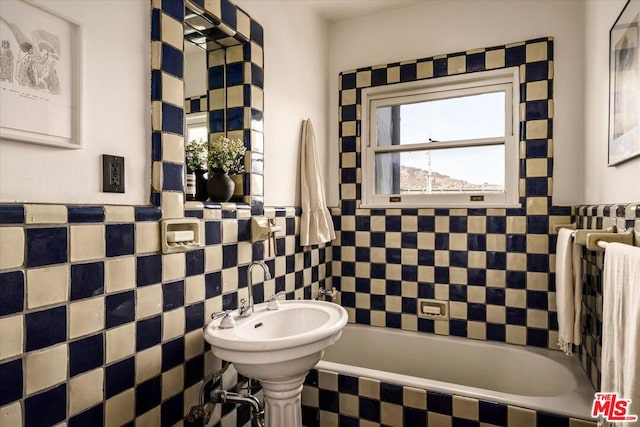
[334,37,574,350]
[0,204,331,426]
[301,369,596,427]
[575,203,640,391]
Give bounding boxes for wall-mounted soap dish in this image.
[161,218,203,253]
[417,299,449,320]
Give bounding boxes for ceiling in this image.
[184,0,432,53]
[301,0,431,23]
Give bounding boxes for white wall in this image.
[0,0,150,205]
[327,0,586,207]
[5,1,632,208]
[235,0,329,207]
[584,0,640,204]
[184,44,206,99]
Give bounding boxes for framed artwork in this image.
[0,0,82,149]
[609,0,640,166]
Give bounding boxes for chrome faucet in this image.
[239,261,272,317]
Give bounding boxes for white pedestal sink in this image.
[204,300,348,427]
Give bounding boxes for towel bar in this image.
[554,223,576,233]
[572,226,616,246]
[587,229,639,251]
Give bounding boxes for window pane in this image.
[375,145,505,195]
[376,92,505,146]
[187,125,207,143]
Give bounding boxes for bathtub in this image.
[315,324,595,421]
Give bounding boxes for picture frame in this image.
[608,0,640,166]
[0,0,82,149]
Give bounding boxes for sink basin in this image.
[204,299,347,376]
[203,299,348,427]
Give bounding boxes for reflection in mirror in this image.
[179,0,264,212]
[184,40,208,201]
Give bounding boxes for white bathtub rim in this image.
[315,326,596,420]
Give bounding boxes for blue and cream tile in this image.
[162,253,186,282]
[105,389,134,427]
[184,329,205,360]
[237,242,252,265]
[137,254,162,288]
[161,191,184,220]
[505,217,525,234]
[135,346,162,384]
[104,205,135,223]
[25,227,67,267]
[136,222,161,254]
[222,219,238,243]
[105,323,135,364]
[25,204,67,224]
[135,406,160,427]
[0,204,25,224]
[136,284,163,320]
[24,384,67,426]
[184,275,205,304]
[105,257,136,293]
[26,265,68,309]
[25,343,67,395]
[69,296,105,339]
[452,395,479,420]
[68,368,104,417]
[161,133,185,164]
[70,224,105,262]
[162,72,183,107]
[161,365,184,400]
[467,321,487,340]
[25,305,66,351]
[205,245,223,272]
[162,308,185,341]
[0,227,24,270]
[0,359,22,406]
[508,405,536,425]
[0,314,23,361]
[505,325,527,345]
[0,402,21,426]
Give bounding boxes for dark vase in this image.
[195,169,208,201]
[207,168,235,202]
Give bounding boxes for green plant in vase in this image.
[185,138,208,200]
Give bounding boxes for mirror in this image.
[183,41,209,201]
[154,0,265,214]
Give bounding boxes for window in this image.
[361,68,520,208]
[186,112,207,144]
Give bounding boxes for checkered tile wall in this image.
[152,0,265,217]
[0,204,331,426]
[184,95,208,114]
[575,203,640,391]
[334,37,577,350]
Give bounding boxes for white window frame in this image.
[361,67,521,209]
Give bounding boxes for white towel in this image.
[601,242,640,425]
[299,119,335,247]
[555,228,583,355]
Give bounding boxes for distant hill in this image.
[399,165,502,193]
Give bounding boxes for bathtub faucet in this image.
[239,261,272,317]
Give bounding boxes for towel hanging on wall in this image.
[555,228,583,355]
[601,242,640,425]
[299,119,335,247]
